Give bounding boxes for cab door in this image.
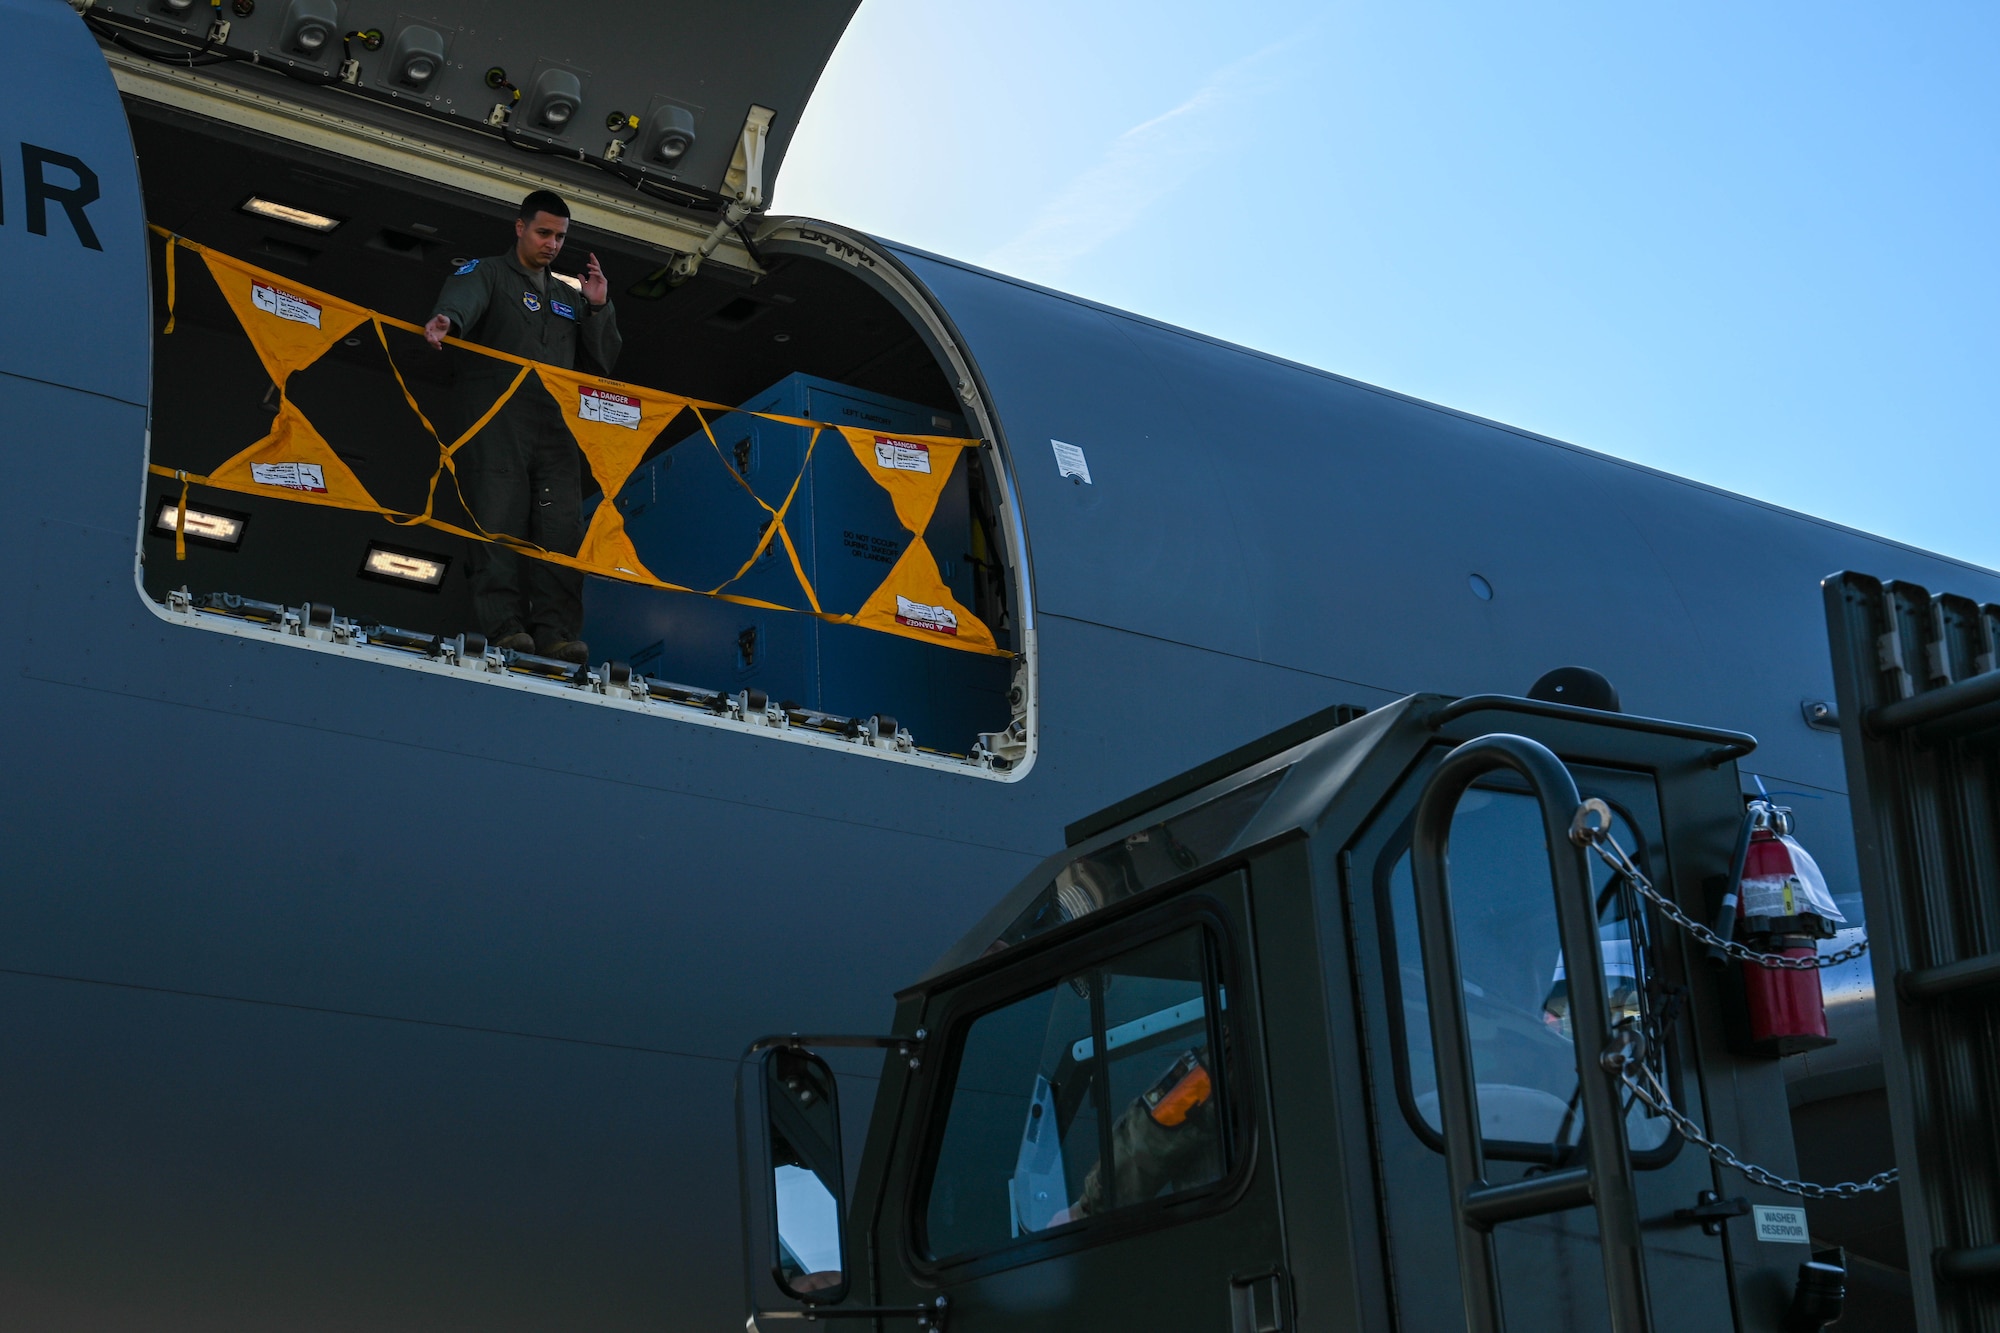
[900,873,1289,1332]
[1344,758,1736,1331]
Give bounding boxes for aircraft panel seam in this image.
[0,363,149,411]
[12,673,1054,859]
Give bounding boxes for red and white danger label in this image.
[251,281,322,328]
[894,595,958,635]
[578,386,641,428]
[250,462,327,493]
[873,437,932,473]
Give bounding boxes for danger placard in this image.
[578,386,641,428]
[873,437,932,473]
[250,462,327,493]
[251,281,322,328]
[894,595,958,636]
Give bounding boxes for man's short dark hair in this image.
[518,189,570,222]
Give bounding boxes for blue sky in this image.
[776,1,1999,572]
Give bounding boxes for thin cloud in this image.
[983,31,1313,282]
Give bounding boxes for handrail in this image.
[1868,669,2000,738]
[1409,734,1654,1333]
[1431,695,1756,766]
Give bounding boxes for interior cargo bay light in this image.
[278,0,338,59]
[359,542,449,591]
[153,499,246,550]
[524,69,583,134]
[387,26,447,90]
[644,105,697,165]
[239,197,343,233]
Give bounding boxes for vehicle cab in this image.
[738,691,1832,1332]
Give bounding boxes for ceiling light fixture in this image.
[523,68,584,137]
[277,0,338,58]
[240,196,344,233]
[359,542,450,590]
[153,499,248,550]
[388,24,446,89]
[644,105,698,166]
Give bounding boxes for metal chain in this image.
[1576,815,1868,971]
[1621,1063,1898,1199]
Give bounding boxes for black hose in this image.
[87,16,230,66]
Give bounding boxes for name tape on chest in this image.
[894,595,958,636]
[873,437,932,474]
[551,299,576,320]
[251,281,322,329]
[578,385,641,429]
[250,462,328,493]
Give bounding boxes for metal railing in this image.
[1409,733,1653,1333]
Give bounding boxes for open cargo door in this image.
[80,0,860,210]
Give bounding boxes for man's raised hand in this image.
[583,253,608,307]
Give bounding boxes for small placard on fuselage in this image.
[1752,1204,1808,1243]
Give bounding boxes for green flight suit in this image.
[429,250,623,648]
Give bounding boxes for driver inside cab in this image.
[1052,1049,1219,1223]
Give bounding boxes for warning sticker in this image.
[250,462,327,493]
[578,386,641,429]
[894,595,958,636]
[1051,438,1092,485]
[1740,837,1846,921]
[1752,1205,1808,1244]
[873,437,932,473]
[250,281,322,329]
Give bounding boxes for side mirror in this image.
[761,1047,849,1303]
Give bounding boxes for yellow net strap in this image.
[688,404,824,613]
[371,314,534,529]
[145,227,1010,657]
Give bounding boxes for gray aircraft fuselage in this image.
[0,1,1986,1326]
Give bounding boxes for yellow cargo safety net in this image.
[147,228,1006,657]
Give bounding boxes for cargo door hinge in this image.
[669,106,773,284]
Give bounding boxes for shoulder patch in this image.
[522,291,542,313]
[453,259,479,275]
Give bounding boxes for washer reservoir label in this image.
[251,281,322,328]
[873,437,932,473]
[1753,1205,1808,1243]
[578,386,641,428]
[250,462,327,493]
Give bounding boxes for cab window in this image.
[921,925,1232,1261]
[1381,785,1674,1160]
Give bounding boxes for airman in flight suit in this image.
[425,189,623,663]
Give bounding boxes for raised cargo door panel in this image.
[83,0,859,203]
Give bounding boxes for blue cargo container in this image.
[582,373,1010,751]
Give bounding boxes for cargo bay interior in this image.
[130,99,1018,760]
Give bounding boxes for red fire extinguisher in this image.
[1733,800,1841,1055]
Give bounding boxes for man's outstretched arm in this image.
[426,260,491,349]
